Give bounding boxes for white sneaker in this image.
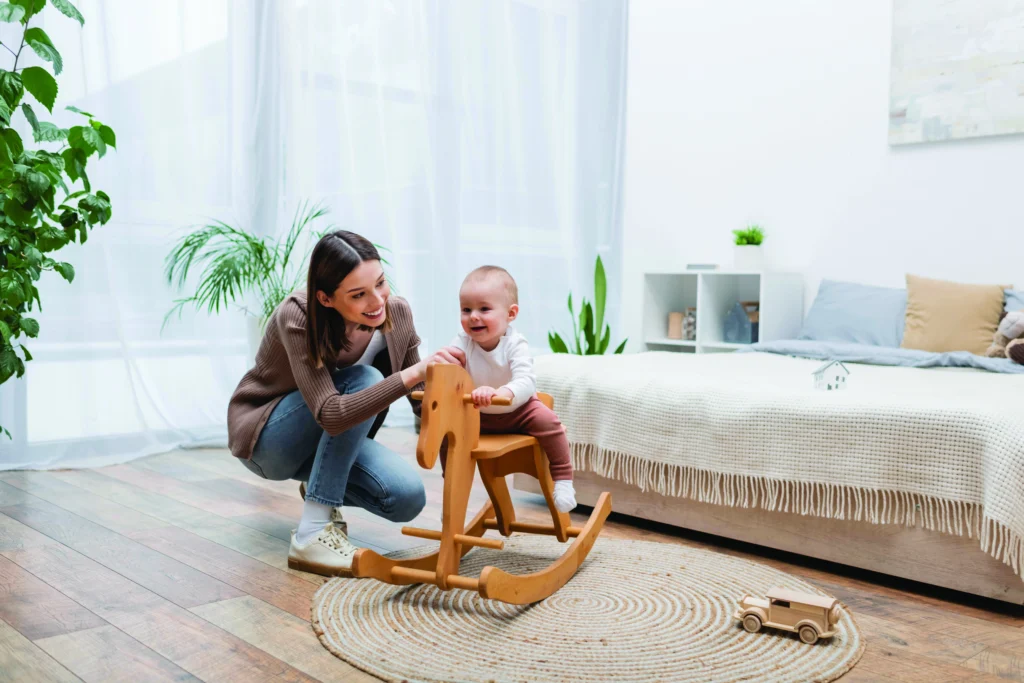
[299,482,347,535]
[288,523,359,576]
[553,480,577,512]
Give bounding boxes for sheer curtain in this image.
[0,0,628,470]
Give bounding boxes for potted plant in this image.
[0,0,116,438]
[548,255,627,355]
[732,224,765,271]
[163,201,391,364]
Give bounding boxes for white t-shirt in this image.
[449,326,536,414]
[355,330,387,367]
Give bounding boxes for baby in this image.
[442,265,577,512]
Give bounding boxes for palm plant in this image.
[548,255,627,355]
[163,201,390,328]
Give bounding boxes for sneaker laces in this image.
[331,510,348,536]
[320,524,357,558]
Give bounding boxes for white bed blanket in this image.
[534,351,1024,580]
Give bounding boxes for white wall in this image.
[620,0,1024,350]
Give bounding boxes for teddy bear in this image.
[986,310,1024,364]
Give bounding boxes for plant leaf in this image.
[11,0,44,21]
[1,274,23,305]
[0,98,9,126]
[0,3,26,22]
[26,169,49,195]
[0,70,23,109]
[25,27,62,75]
[36,222,68,252]
[34,122,68,143]
[50,0,84,25]
[598,324,610,354]
[19,317,38,337]
[61,147,80,182]
[548,331,569,354]
[21,66,57,113]
[98,124,115,149]
[3,196,30,224]
[69,125,105,157]
[582,301,595,354]
[24,246,41,266]
[575,299,587,355]
[3,128,23,156]
[614,339,628,354]
[54,261,74,282]
[594,255,606,336]
[20,101,38,131]
[0,320,10,343]
[65,104,94,117]
[0,347,17,376]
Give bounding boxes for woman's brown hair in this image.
[305,230,392,369]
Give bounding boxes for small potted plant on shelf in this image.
[732,224,765,271]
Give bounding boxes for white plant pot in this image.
[733,245,764,271]
[246,315,267,368]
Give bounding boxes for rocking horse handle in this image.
[410,391,512,406]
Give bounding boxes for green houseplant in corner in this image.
[0,0,116,438]
[548,254,627,355]
[732,223,765,271]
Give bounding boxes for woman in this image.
[226,230,462,576]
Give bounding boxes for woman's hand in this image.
[429,346,466,367]
[401,346,467,388]
[401,359,429,388]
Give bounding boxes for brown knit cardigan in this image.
[226,292,423,460]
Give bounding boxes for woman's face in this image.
[317,260,390,327]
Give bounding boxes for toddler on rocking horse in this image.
[438,266,577,513]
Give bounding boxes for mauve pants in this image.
[440,396,573,480]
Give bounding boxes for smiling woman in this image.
[225,230,464,577]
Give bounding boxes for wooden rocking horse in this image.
[350,362,611,605]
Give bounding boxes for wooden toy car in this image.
[734,588,841,644]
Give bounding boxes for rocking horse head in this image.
[415,362,480,470]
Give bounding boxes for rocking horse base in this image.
[351,491,611,605]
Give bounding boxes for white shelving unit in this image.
[642,270,804,353]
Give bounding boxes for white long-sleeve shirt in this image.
[449,326,536,414]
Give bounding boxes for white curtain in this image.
[0,0,628,471]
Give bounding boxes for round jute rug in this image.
[312,536,864,683]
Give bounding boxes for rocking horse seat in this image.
[472,434,538,460]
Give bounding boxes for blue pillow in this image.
[1006,289,1024,312]
[798,280,907,347]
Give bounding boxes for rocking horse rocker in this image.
[351,363,612,605]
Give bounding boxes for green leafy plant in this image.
[548,255,627,355]
[733,224,765,245]
[163,201,392,328]
[0,0,115,438]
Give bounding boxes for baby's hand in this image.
[471,386,498,407]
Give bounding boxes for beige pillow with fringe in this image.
[901,274,1008,355]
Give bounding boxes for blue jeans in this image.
[243,365,426,523]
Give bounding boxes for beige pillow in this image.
[901,274,1009,355]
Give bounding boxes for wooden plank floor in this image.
[1,426,1022,682]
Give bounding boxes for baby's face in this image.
[460,278,516,349]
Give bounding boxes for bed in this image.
[518,280,1024,604]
